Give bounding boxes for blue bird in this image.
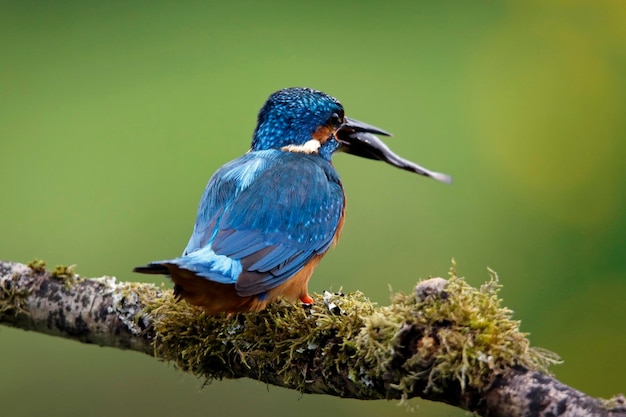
[134,87,450,314]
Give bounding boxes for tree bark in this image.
[1,260,624,417]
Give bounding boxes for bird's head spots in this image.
[252,88,345,160]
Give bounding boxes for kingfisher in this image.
[134,87,450,314]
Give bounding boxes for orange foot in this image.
[300,294,314,304]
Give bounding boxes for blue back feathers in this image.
[165,88,347,298]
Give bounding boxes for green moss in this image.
[143,266,560,399]
[378,266,562,398]
[50,264,78,287]
[27,259,46,273]
[146,290,379,394]
[0,275,30,317]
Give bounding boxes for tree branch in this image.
[1,260,624,417]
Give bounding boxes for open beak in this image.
[336,117,452,184]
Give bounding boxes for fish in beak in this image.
[336,117,451,184]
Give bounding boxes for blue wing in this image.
[168,150,344,297]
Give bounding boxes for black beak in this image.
[336,117,452,184]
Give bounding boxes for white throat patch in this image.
[281,139,321,154]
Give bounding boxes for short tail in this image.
[133,262,185,299]
[133,263,170,275]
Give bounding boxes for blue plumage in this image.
[181,150,343,296]
[134,87,450,314]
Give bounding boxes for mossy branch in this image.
[1,260,624,417]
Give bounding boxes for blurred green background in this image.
[1,1,625,416]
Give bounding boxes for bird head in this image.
[252,87,451,183]
[252,87,344,160]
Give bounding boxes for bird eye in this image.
[328,112,344,127]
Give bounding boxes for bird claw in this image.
[300,294,314,305]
